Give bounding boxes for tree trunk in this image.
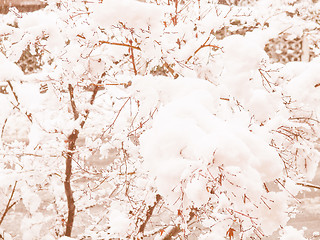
[64,129,79,237]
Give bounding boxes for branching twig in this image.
[258,68,273,92]
[100,38,138,75]
[99,40,181,79]
[0,181,18,226]
[100,97,131,137]
[128,107,158,136]
[6,81,33,123]
[186,38,219,64]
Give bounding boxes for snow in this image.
[20,184,41,214]
[107,202,131,236]
[1,0,320,239]
[185,177,210,207]
[0,53,24,81]
[286,59,320,111]
[92,0,164,30]
[280,226,307,240]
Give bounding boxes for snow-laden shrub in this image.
[0,0,319,239]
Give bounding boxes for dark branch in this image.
[64,82,100,237]
[64,129,79,237]
[68,84,79,120]
[139,194,162,234]
[6,81,19,105]
[162,225,181,240]
[161,208,196,240]
[297,182,320,190]
[79,80,101,129]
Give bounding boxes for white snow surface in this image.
[0,53,24,81]
[92,0,164,31]
[138,76,283,208]
[280,226,307,240]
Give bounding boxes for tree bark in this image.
[64,83,99,237]
[138,194,161,234]
[64,129,79,237]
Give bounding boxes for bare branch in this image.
[129,41,138,75]
[186,44,219,64]
[68,84,79,120]
[1,118,8,139]
[162,61,179,79]
[64,82,101,237]
[297,182,320,190]
[161,209,196,240]
[99,40,141,50]
[64,129,79,237]
[6,81,33,123]
[0,181,18,226]
[101,97,131,136]
[6,81,19,105]
[276,179,301,203]
[162,225,181,240]
[139,194,162,234]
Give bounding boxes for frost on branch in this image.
[0,0,320,239]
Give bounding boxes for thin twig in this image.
[99,40,141,50]
[289,117,320,124]
[128,107,158,136]
[6,81,19,105]
[0,181,18,226]
[6,81,33,123]
[130,48,138,75]
[186,40,219,64]
[297,182,320,190]
[1,118,8,139]
[101,97,131,136]
[276,179,301,203]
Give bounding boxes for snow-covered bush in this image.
[0,0,319,239]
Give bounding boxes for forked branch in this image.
[0,181,18,226]
[64,83,100,237]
